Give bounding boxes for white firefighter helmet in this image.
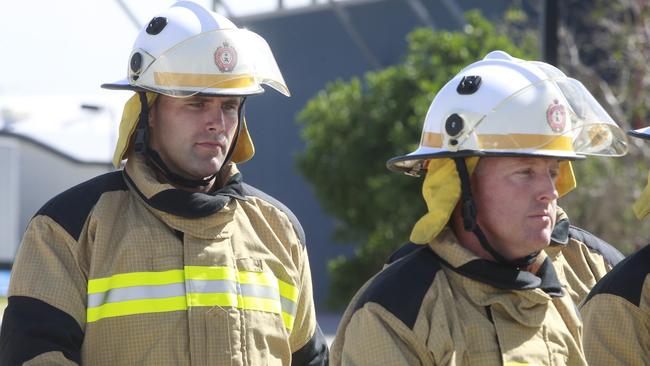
[103,1,289,97]
[103,1,290,167]
[388,50,628,176]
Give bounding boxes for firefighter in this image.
[0,2,328,365]
[330,50,628,365]
[580,126,650,366]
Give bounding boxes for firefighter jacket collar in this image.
[124,154,247,238]
[431,229,564,298]
[550,206,570,245]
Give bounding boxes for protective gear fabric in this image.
[0,155,328,365]
[410,157,478,244]
[112,92,254,168]
[388,50,627,176]
[113,92,156,167]
[395,206,624,306]
[330,229,588,366]
[409,157,576,244]
[544,207,624,305]
[580,244,650,366]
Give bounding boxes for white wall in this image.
[0,138,19,263]
[0,135,112,264]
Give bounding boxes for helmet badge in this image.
[214,42,238,72]
[546,99,566,132]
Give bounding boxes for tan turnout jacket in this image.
[331,208,624,366]
[580,244,650,366]
[0,155,328,366]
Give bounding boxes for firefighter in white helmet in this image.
[0,2,328,365]
[330,50,628,365]
[580,126,650,366]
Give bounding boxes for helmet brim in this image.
[387,149,584,175]
[628,127,650,140]
[101,78,266,97]
[101,78,141,91]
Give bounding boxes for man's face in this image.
[471,156,560,261]
[148,95,241,179]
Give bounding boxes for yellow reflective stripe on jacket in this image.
[87,269,185,293]
[87,266,299,330]
[184,265,233,281]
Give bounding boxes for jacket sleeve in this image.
[0,215,86,365]
[334,303,434,366]
[289,246,329,366]
[581,294,650,366]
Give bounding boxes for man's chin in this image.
[193,158,225,176]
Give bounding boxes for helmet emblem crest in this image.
[214,42,238,72]
[546,99,566,132]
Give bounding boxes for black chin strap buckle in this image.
[135,91,149,154]
[133,127,147,153]
[454,157,477,232]
[461,198,477,232]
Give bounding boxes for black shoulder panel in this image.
[242,183,306,247]
[353,246,441,329]
[291,324,329,366]
[568,225,625,267]
[584,244,650,307]
[36,171,127,241]
[0,296,83,365]
[386,242,420,264]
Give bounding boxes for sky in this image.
[0,0,333,96]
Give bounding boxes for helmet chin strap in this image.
[134,92,247,189]
[453,158,540,269]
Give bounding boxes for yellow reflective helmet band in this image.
[421,132,574,151]
[153,72,256,89]
[112,92,255,168]
[410,157,576,245]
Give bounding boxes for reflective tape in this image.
[421,132,573,151]
[87,266,299,330]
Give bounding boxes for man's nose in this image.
[538,173,559,202]
[205,110,226,132]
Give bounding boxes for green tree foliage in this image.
[500,0,650,255]
[296,11,536,310]
[552,0,650,255]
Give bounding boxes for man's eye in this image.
[550,170,560,179]
[189,102,204,108]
